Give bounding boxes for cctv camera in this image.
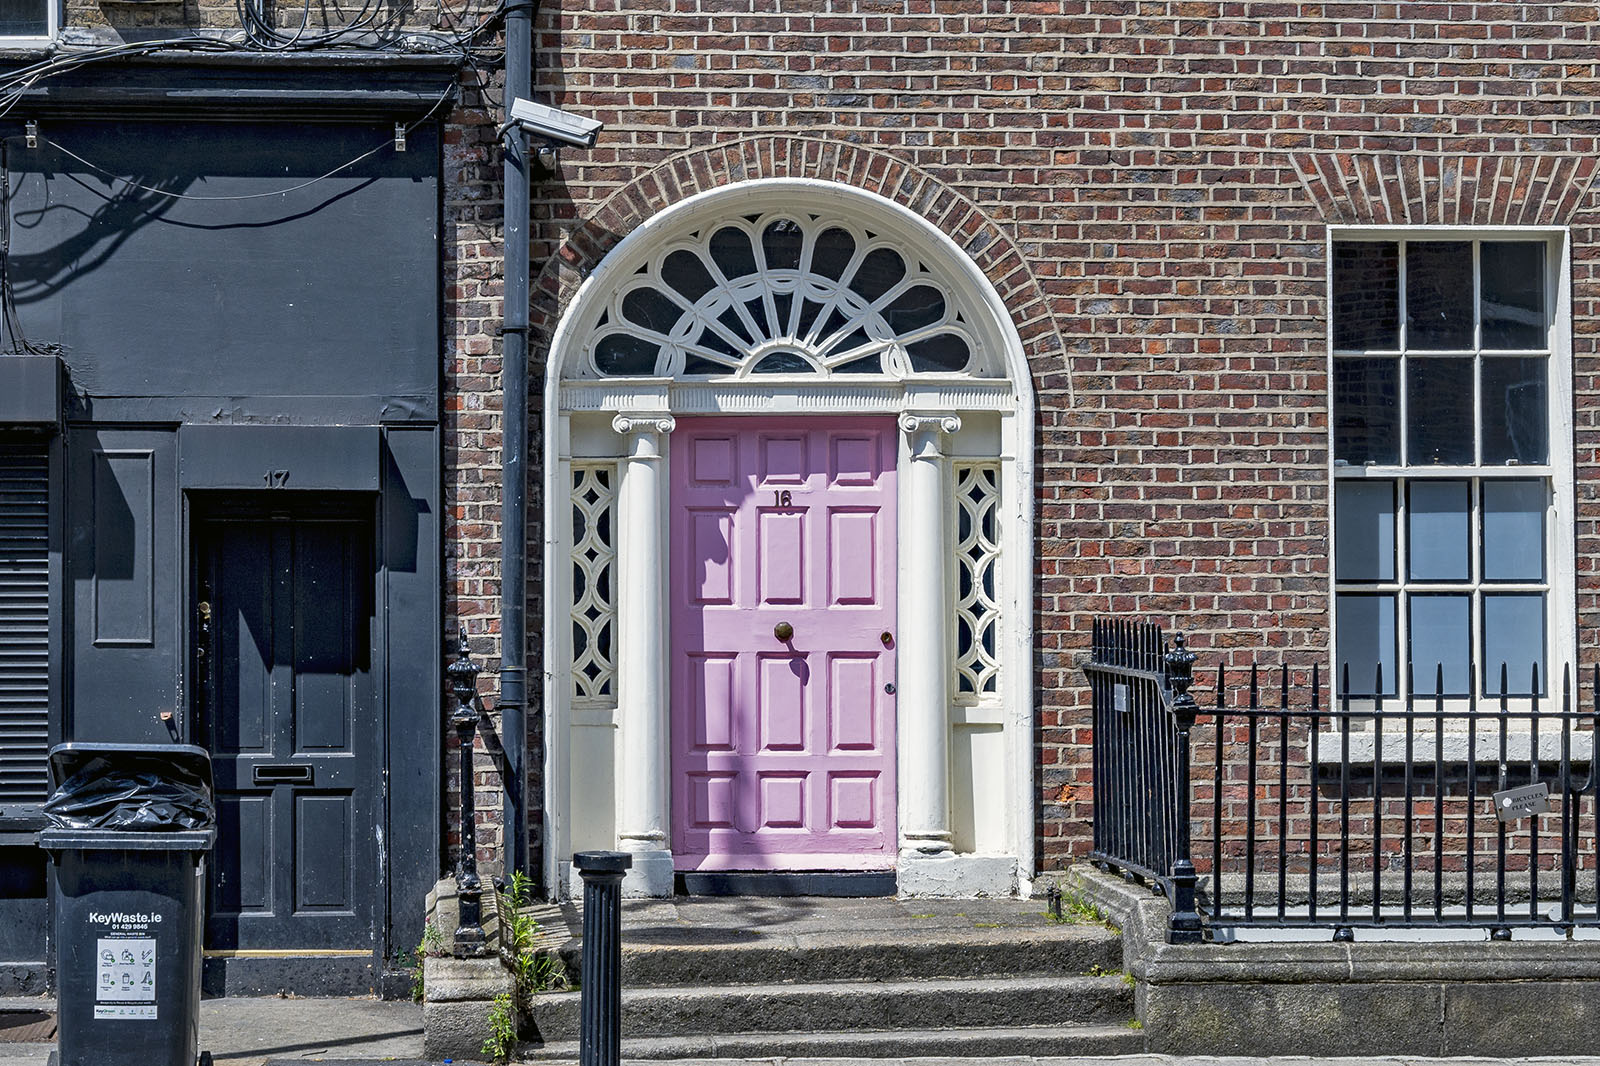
[508,98,603,149]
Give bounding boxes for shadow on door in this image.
[192,499,378,953]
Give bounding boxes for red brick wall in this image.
[515,1,1600,874]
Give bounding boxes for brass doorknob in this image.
[774,621,794,641]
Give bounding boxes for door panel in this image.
[198,512,375,950]
[671,417,896,871]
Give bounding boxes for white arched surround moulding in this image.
[541,178,1037,899]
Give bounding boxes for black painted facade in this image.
[0,56,455,994]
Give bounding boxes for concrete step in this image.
[567,922,1123,987]
[525,974,1133,1042]
[522,1022,1145,1060]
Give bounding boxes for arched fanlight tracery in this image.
[581,210,984,380]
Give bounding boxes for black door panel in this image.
[197,512,375,951]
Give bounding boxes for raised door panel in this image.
[67,428,179,742]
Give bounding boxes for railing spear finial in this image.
[1166,632,1198,730]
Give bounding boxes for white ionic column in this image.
[610,413,676,896]
[898,413,960,860]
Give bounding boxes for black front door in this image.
[195,508,377,951]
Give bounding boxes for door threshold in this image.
[203,949,372,958]
[676,871,896,897]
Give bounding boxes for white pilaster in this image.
[897,413,960,859]
[610,413,676,896]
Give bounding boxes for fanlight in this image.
[584,211,980,379]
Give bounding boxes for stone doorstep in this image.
[517,1022,1146,1062]
[522,973,1133,1042]
[1066,862,1600,1058]
[421,883,1138,1062]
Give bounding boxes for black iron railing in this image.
[1086,618,1600,942]
[1085,619,1202,942]
[1205,660,1600,940]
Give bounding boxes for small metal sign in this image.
[1493,782,1550,823]
[1114,683,1130,713]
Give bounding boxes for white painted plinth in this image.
[897,853,1018,898]
[620,849,676,898]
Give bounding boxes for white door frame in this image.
[541,178,1036,897]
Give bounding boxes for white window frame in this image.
[0,0,58,46]
[1326,226,1576,716]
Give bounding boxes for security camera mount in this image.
[499,97,604,149]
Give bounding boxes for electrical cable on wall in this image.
[0,0,508,123]
[29,78,455,202]
[0,143,61,357]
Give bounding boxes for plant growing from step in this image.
[481,992,518,1064]
[1042,884,1115,930]
[405,920,447,1003]
[498,870,571,1000]
[479,871,572,1062]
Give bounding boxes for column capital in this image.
[612,412,677,436]
[897,412,962,437]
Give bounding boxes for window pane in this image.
[761,219,804,271]
[1408,594,1471,697]
[1336,593,1397,696]
[1480,357,1548,464]
[1406,241,1473,350]
[0,0,43,34]
[1483,594,1546,697]
[1406,480,1469,582]
[1480,241,1546,350]
[1334,480,1395,582]
[1406,357,1474,464]
[1482,479,1546,582]
[1333,242,1399,350]
[708,226,758,279]
[1333,357,1399,465]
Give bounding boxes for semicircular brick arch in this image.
[530,134,1072,402]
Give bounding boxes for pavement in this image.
[8,991,1600,1066]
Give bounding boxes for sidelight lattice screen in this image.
[571,464,617,702]
[953,462,1000,699]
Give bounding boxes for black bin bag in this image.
[44,749,214,831]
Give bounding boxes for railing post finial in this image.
[1166,632,1199,729]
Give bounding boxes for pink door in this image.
[670,416,897,871]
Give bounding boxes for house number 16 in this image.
[775,490,793,506]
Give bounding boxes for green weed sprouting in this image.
[481,991,518,1063]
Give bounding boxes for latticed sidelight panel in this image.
[571,463,617,702]
[953,462,1000,700]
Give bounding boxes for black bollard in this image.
[574,850,631,1066]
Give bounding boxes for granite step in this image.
[574,922,1122,988]
[524,973,1133,1043]
[521,1022,1145,1061]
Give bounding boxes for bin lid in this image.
[38,828,216,852]
[46,743,213,794]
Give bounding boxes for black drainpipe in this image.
[499,0,533,882]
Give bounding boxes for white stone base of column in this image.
[619,849,675,897]
[897,853,1019,898]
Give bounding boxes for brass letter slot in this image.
[253,764,313,785]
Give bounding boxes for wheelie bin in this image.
[39,743,215,1066]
